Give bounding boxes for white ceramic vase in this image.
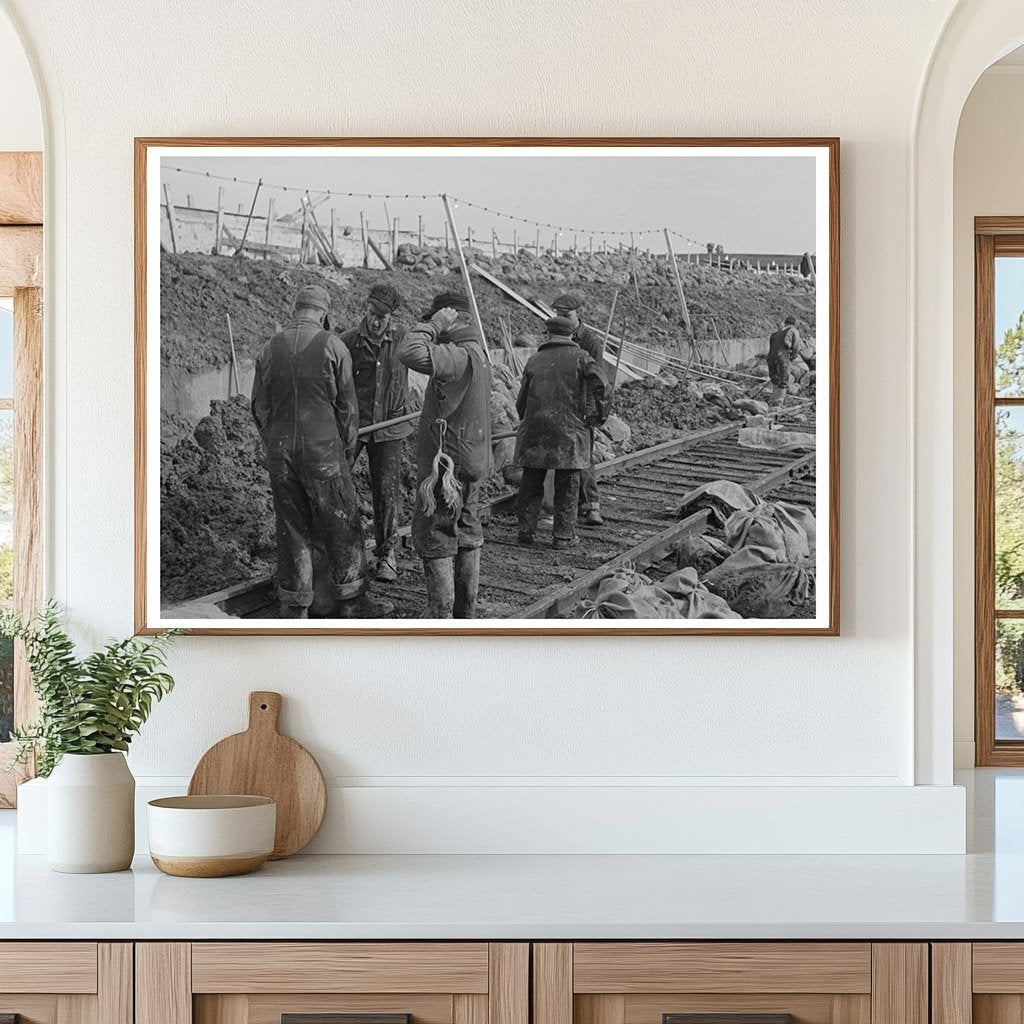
[46,752,135,873]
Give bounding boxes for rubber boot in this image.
[335,593,396,618]
[281,603,309,619]
[453,547,481,619]
[423,557,455,618]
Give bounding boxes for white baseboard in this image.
[17,778,967,856]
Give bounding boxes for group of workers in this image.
[250,281,612,620]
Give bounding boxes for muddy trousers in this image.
[269,464,367,609]
[352,437,403,556]
[578,428,600,512]
[423,549,480,618]
[518,467,581,541]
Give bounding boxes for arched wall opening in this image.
[914,2,1024,785]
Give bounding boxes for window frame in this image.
[975,218,1024,764]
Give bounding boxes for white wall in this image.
[0,8,39,152]
[952,66,1024,767]
[1,0,972,852]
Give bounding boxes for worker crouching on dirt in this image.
[552,292,607,527]
[396,290,492,619]
[515,315,608,549]
[767,315,816,407]
[251,284,393,620]
[340,284,410,583]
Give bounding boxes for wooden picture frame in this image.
[135,137,839,636]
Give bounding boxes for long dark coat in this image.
[514,338,607,470]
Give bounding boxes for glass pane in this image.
[997,407,1024,609]
[0,306,12,399]
[0,409,12,743]
[998,620,1024,740]
[997,257,1024,397]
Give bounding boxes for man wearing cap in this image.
[514,315,608,549]
[395,290,492,618]
[252,283,392,619]
[340,284,410,583]
[551,292,607,526]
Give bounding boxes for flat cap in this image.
[294,284,331,313]
[552,291,584,312]
[546,315,576,337]
[367,283,401,314]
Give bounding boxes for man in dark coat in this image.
[340,283,410,583]
[552,292,608,526]
[251,284,392,619]
[396,290,492,618]
[515,315,608,549]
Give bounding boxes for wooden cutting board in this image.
[188,691,326,859]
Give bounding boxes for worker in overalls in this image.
[251,284,392,619]
[395,290,492,618]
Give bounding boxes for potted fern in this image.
[2,604,178,873]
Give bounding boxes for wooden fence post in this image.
[213,186,223,255]
[233,178,262,257]
[392,216,399,259]
[513,229,518,252]
[492,229,497,258]
[163,183,179,253]
[535,228,540,256]
[664,228,695,366]
[573,233,578,253]
[299,202,309,264]
[444,219,449,252]
[553,234,559,258]
[360,212,369,267]
[263,197,275,259]
[330,208,336,253]
[418,214,424,247]
[441,193,491,365]
[467,225,473,251]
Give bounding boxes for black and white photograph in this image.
[137,140,837,634]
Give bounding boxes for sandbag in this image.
[778,503,816,558]
[703,547,815,619]
[675,532,732,575]
[678,480,759,526]
[658,567,740,619]
[575,569,682,619]
[724,502,810,563]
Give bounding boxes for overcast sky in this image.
[161,151,818,255]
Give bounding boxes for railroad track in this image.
[192,422,815,621]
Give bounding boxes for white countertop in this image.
[0,849,1022,940]
[1,769,1021,941]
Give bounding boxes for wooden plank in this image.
[453,996,487,1024]
[14,287,43,730]
[136,943,191,1024]
[191,942,489,994]
[98,945,133,1024]
[489,944,528,1024]
[534,944,572,1024]
[518,509,710,619]
[0,943,97,994]
[0,226,42,294]
[971,944,1024,992]
[366,234,394,271]
[870,945,927,1024]
[572,943,871,994]
[750,452,816,495]
[576,997,624,1024]
[931,944,971,1024]
[0,152,42,225]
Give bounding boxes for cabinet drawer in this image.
[139,943,529,1024]
[534,944,925,1024]
[0,942,99,994]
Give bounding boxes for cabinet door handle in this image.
[283,1015,411,1024]
[664,1016,794,1024]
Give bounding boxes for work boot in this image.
[454,547,481,619]
[517,531,535,545]
[581,508,604,527]
[552,536,580,550]
[334,594,395,619]
[376,550,398,582]
[280,603,309,619]
[423,557,455,618]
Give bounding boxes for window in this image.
[975,221,1024,764]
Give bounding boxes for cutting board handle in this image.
[248,691,282,734]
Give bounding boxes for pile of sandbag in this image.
[675,479,817,619]
[574,566,738,620]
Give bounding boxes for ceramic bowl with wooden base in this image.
[147,795,276,877]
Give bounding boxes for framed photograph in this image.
[135,137,838,635]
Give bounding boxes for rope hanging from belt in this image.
[418,418,463,518]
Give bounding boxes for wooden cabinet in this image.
[532,944,928,1024]
[136,944,528,1024]
[0,943,132,1024]
[932,943,1024,1024]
